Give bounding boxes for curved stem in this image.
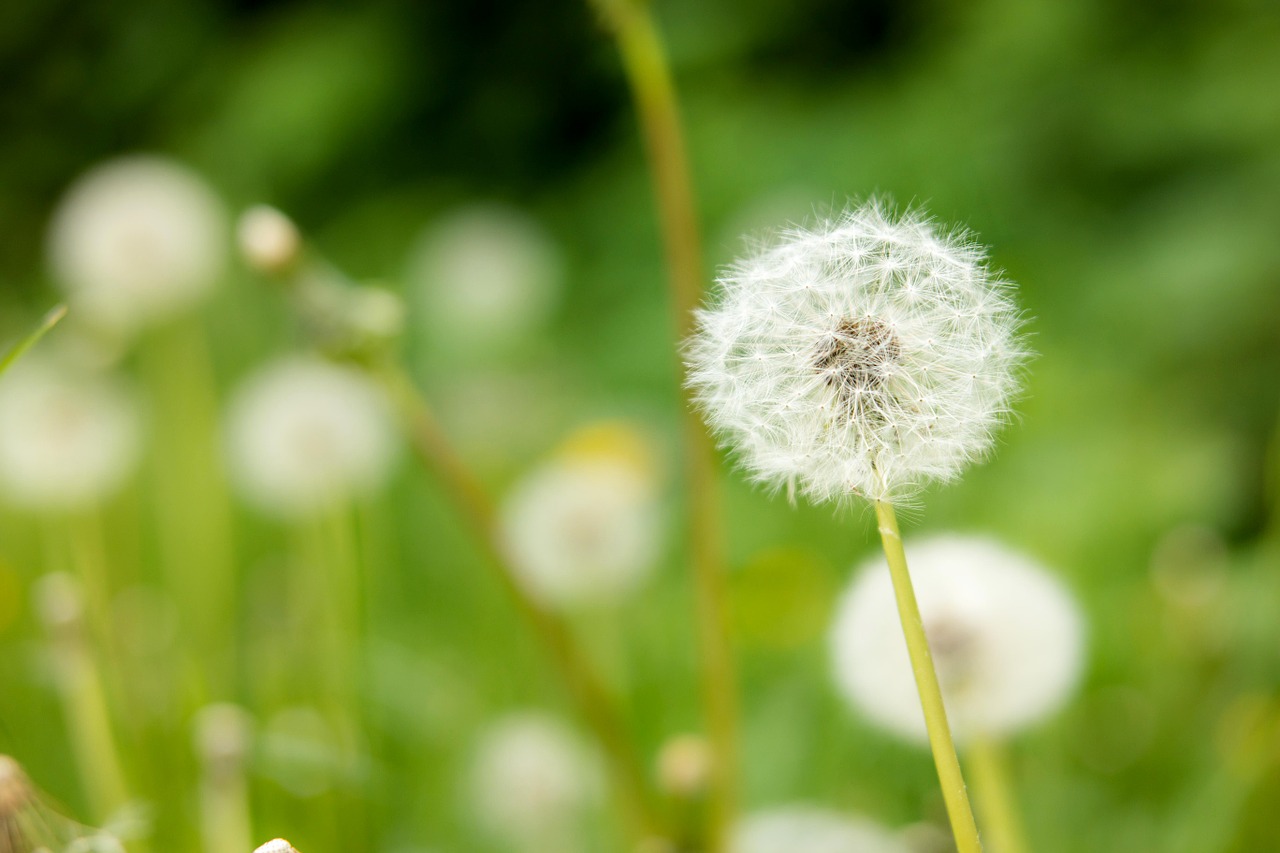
[372,360,660,836]
[593,1,737,845]
[968,736,1028,853]
[874,500,983,853]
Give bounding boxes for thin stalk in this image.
[0,304,66,376]
[372,360,659,836]
[593,0,736,842]
[139,319,237,698]
[874,500,983,853]
[967,736,1027,853]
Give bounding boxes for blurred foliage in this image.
[3,0,1280,851]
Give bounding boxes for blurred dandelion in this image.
[47,156,227,336]
[830,535,1085,743]
[225,356,399,518]
[0,362,140,511]
[499,423,663,608]
[731,806,911,853]
[0,754,128,853]
[409,204,563,352]
[238,206,302,276]
[687,202,1025,505]
[467,712,601,851]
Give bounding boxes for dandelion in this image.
[656,734,713,800]
[409,204,563,351]
[0,362,141,511]
[1,754,129,852]
[225,356,398,518]
[467,712,600,850]
[194,704,254,853]
[831,535,1085,744]
[687,202,1030,852]
[238,206,302,275]
[47,156,227,335]
[498,423,663,608]
[731,807,910,853]
[253,841,300,853]
[686,202,1025,505]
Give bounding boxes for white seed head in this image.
[238,205,301,274]
[732,807,911,853]
[0,363,141,510]
[48,156,227,334]
[830,535,1085,744]
[410,204,562,350]
[499,432,663,608]
[253,841,299,853]
[225,357,398,518]
[687,202,1026,504]
[468,712,600,844]
[33,572,85,634]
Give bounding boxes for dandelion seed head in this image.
[48,156,227,334]
[830,535,1085,744]
[0,755,33,818]
[468,713,599,844]
[254,840,300,853]
[225,357,398,519]
[410,204,562,351]
[732,806,910,853]
[687,202,1027,504]
[194,704,253,776]
[499,424,663,608]
[0,363,141,511]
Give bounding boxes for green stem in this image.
[967,736,1027,853]
[0,304,66,376]
[593,1,736,844]
[874,500,983,853]
[372,360,660,837]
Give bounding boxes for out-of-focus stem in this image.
[874,500,983,853]
[140,319,237,698]
[195,705,255,853]
[372,360,659,836]
[35,572,130,824]
[592,1,736,844]
[968,736,1027,853]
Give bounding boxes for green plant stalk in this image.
[968,736,1027,853]
[140,319,237,699]
[198,759,253,853]
[373,360,660,836]
[0,304,67,376]
[594,0,737,843]
[874,500,983,853]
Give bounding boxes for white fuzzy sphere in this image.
[253,841,299,853]
[732,807,910,853]
[687,202,1026,504]
[499,455,662,608]
[411,204,562,349]
[48,156,227,333]
[225,357,397,518]
[830,535,1085,744]
[0,364,141,510]
[468,713,598,843]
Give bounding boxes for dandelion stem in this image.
[968,736,1027,853]
[593,0,737,843]
[874,500,983,853]
[371,359,660,836]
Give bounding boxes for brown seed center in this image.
[813,318,900,401]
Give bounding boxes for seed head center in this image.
[814,318,900,399]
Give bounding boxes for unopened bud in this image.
[656,734,713,799]
[238,206,301,275]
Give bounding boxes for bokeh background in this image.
[3,0,1280,850]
